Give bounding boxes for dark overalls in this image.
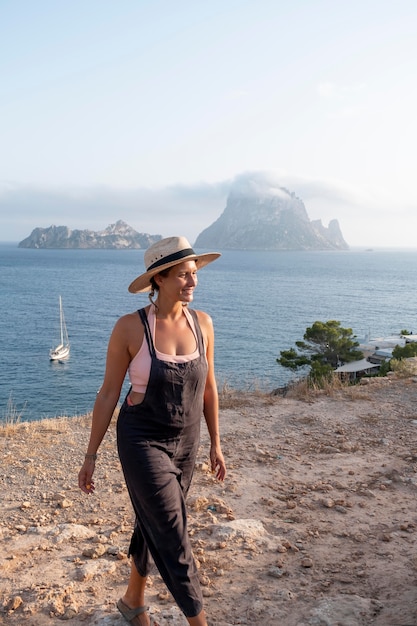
[117,307,207,618]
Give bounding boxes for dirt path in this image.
[1,377,417,625]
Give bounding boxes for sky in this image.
[1,0,417,247]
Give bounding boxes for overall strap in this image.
[138,308,156,358]
[187,308,205,356]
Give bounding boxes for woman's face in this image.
[157,260,198,303]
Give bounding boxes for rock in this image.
[54,523,97,543]
[322,445,340,454]
[268,566,284,578]
[189,496,210,511]
[196,462,210,471]
[74,559,117,582]
[308,594,383,624]
[58,499,73,508]
[321,498,335,508]
[211,519,267,542]
[15,524,27,532]
[335,505,348,514]
[82,544,107,559]
[6,595,23,611]
[277,589,297,600]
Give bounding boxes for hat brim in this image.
[128,252,221,293]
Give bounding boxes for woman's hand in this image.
[210,444,226,481]
[78,459,96,494]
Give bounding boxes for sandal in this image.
[117,598,149,624]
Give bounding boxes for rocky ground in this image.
[1,376,417,625]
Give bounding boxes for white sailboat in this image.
[49,295,70,361]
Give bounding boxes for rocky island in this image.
[18,220,162,250]
[18,179,348,251]
[195,179,348,250]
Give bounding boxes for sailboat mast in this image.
[59,295,64,345]
[50,295,69,361]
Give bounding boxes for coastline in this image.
[3,246,417,423]
[2,377,417,625]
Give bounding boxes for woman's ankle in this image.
[121,593,146,609]
[186,610,208,626]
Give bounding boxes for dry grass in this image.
[282,374,383,402]
[390,358,417,377]
[2,370,403,440]
[341,384,373,401]
[0,410,90,443]
[0,394,25,436]
[282,375,348,401]
[218,378,284,409]
[218,382,253,409]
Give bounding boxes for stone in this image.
[268,566,284,578]
[211,519,267,542]
[7,595,23,611]
[82,544,107,559]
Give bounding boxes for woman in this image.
[78,236,226,626]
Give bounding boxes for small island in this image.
[18,220,162,250]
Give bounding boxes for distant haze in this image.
[1,2,416,248]
[1,172,414,249]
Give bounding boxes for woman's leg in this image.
[119,439,204,618]
[123,559,147,607]
[120,561,150,625]
[186,610,208,626]
[120,564,209,626]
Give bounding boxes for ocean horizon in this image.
[1,244,416,422]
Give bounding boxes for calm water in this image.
[1,244,417,422]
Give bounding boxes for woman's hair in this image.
[149,267,172,306]
[150,267,171,291]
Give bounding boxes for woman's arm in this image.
[78,314,135,494]
[197,311,226,482]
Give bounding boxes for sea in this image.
[1,243,417,423]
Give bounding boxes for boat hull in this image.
[49,345,70,361]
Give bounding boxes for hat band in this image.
[147,248,195,272]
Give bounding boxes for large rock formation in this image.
[194,181,348,250]
[18,220,162,249]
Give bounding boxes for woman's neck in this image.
[153,299,186,320]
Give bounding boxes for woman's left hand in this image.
[78,459,96,494]
[210,444,226,481]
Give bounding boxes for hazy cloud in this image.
[1,172,415,248]
[0,180,230,243]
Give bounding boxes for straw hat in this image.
[128,236,221,293]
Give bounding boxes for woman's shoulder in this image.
[192,309,214,330]
[117,309,140,322]
[113,308,148,335]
